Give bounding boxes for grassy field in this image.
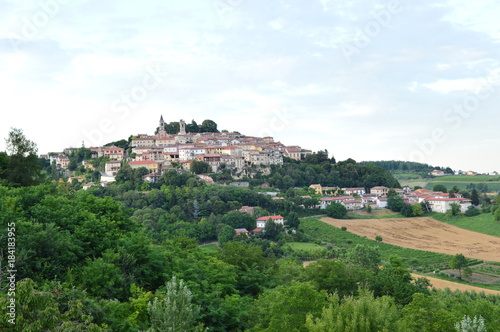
[432,175,500,182]
[199,243,219,252]
[284,242,325,251]
[429,212,500,237]
[424,182,500,192]
[400,175,500,192]
[347,209,405,219]
[300,217,455,272]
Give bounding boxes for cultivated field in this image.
[320,217,500,262]
[411,273,500,295]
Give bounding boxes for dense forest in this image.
[360,160,454,177]
[2,129,500,331]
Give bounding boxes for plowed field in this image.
[320,217,500,262]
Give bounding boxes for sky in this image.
[0,0,499,173]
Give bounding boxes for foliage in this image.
[250,281,327,332]
[1,128,42,186]
[306,289,401,332]
[346,244,381,271]
[433,184,448,193]
[454,315,486,332]
[449,254,468,277]
[450,203,461,216]
[147,275,203,332]
[325,202,347,219]
[260,158,400,190]
[221,211,256,230]
[190,160,211,174]
[218,225,236,244]
[412,203,423,216]
[465,206,480,217]
[387,195,405,212]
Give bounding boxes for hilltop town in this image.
[41,116,312,182]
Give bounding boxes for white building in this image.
[256,215,284,228]
[426,198,472,213]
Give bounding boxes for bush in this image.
[375,235,383,242]
[341,226,347,231]
[464,206,480,217]
[325,202,348,219]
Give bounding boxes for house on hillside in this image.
[129,160,160,173]
[320,197,352,209]
[343,199,363,210]
[256,215,284,228]
[376,197,388,209]
[426,198,472,213]
[430,169,445,176]
[342,187,366,195]
[371,186,389,196]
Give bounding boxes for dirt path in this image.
[411,273,500,295]
[320,217,500,262]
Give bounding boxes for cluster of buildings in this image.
[40,117,313,186]
[313,184,472,213]
[89,117,312,178]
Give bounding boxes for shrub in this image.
[465,206,480,217]
[375,235,383,242]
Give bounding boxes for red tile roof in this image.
[256,215,284,221]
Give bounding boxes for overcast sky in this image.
[1,0,499,172]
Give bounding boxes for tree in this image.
[5,127,38,156]
[185,120,200,133]
[221,211,256,230]
[306,289,401,332]
[401,204,414,217]
[190,160,211,174]
[4,128,42,186]
[218,225,235,244]
[303,259,358,298]
[401,293,456,331]
[346,244,381,271]
[387,188,397,197]
[365,204,372,213]
[449,253,468,277]
[325,202,347,219]
[450,203,461,216]
[147,275,203,332]
[454,315,486,332]
[250,281,327,331]
[387,195,405,212]
[285,212,300,229]
[412,203,423,216]
[200,119,218,133]
[304,150,332,164]
[433,184,448,193]
[465,206,480,217]
[262,220,284,241]
[0,278,105,331]
[471,189,480,206]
